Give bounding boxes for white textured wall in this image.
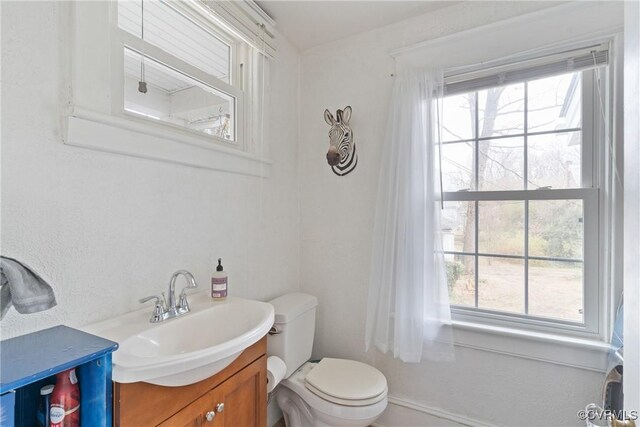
[624,0,640,414]
[299,2,622,426]
[0,1,300,338]
[1,1,631,425]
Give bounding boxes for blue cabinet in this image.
[0,326,118,427]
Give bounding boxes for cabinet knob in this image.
[216,403,225,413]
[205,411,216,422]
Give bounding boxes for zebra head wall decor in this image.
[324,106,357,176]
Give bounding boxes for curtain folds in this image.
[365,68,454,363]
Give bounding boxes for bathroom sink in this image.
[83,293,274,387]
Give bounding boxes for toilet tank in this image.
[267,293,318,377]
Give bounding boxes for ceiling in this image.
[256,1,457,51]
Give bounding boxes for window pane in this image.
[478,83,525,138]
[442,201,475,253]
[478,256,524,314]
[529,199,583,259]
[442,142,474,191]
[124,48,235,141]
[528,131,582,189]
[478,201,525,255]
[119,0,231,82]
[442,93,475,141]
[478,137,524,190]
[529,260,583,323]
[528,72,581,133]
[447,254,475,307]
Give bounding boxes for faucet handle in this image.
[175,272,197,314]
[138,295,162,305]
[139,295,166,323]
[178,292,191,314]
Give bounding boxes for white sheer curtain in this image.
[365,68,453,363]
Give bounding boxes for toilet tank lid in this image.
[269,293,318,324]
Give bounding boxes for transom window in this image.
[439,48,609,336]
[117,0,245,143]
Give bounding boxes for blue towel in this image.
[0,256,57,319]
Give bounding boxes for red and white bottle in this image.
[49,368,80,427]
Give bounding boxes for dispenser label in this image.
[211,277,227,298]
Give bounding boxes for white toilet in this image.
[268,293,388,427]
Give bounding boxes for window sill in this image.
[452,320,611,372]
[65,108,272,178]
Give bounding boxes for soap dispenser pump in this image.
[211,258,228,300]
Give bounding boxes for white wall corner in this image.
[623,0,640,414]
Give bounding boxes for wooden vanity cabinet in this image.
[114,337,267,427]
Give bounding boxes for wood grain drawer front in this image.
[159,388,224,427]
[158,355,266,427]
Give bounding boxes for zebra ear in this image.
[324,109,335,125]
[341,106,352,125]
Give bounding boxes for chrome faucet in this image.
[167,270,198,317]
[139,270,198,323]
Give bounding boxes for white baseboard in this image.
[374,395,493,427]
[268,391,491,427]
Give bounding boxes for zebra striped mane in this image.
[332,143,357,176]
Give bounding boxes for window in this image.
[116,0,246,144]
[440,47,609,336]
[65,0,275,176]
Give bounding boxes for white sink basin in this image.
[83,293,274,387]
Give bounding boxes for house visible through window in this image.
[117,0,243,143]
[439,47,609,336]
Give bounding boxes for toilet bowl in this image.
[268,293,388,427]
[276,360,388,427]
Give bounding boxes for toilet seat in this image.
[304,358,387,407]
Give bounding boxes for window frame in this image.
[441,67,605,339]
[109,0,248,150]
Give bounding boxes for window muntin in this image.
[123,48,236,140]
[441,69,599,332]
[442,73,584,192]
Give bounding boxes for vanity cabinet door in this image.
[158,388,224,427]
[217,355,267,427]
[157,355,266,427]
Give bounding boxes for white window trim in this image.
[451,320,610,373]
[445,187,600,338]
[111,0,247,148]
[441,51,613,341]
[66,107,272,177]
[115,36,246,149]
[63,0,273,177]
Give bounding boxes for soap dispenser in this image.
[211,258,228,300]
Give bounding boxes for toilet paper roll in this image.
[266,356,286,393]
